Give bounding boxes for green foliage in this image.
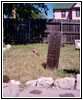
[3,3,48,18]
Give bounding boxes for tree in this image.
[3,3,48,18]
[39,13,47,19]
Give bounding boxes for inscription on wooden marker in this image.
[46,32,61,70]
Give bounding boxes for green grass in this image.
[3,43,80,83]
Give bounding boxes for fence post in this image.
[28,20,31,43]
[61,21,63,32]
[61,21,64,45]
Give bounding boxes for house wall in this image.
[72,3,80,20]
[54,3,80,20]
[54,10,71,19]
[74,3,80,8]
[72,9,80,20]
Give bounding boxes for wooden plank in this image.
[63,32,80,34]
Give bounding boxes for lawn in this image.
[3,43,80,83]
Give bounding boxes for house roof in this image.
[53,3,75,9]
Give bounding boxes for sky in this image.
[45,3,54,19]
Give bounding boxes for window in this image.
[76,9,80,17]
[61,10,66,18]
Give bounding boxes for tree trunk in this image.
[14,4,16,19]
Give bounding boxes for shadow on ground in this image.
[42,63,46,69]
[42,62,79,76]
[63,69,79,75]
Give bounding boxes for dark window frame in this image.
[76,9,80,17]
[61,10,66,18]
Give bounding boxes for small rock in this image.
[10,80,16,85]
[3,75,10,83]
[3,47,6,51]
[76,74,80,90]
[10,80,20,85]
[37,77,54,88]
[25,80,37,87]
[6,44,11,50]
[54,77,75,89]
[15,81,20,85]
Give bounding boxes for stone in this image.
[3,47,6,51]
[3,75,10,83]
[25,80,37,87]
[59,93,75,97]
[10,80,20,85]
[3,83,19,97]
[6,44,11,50]
[76,74,80,90]
[3,44,11,52]
[37,77,54,88]
[10,80,16,85]
[15,81,20,85]
[54,77,75,89]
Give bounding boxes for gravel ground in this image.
[3,83,80,98]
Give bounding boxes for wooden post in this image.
[28,20,31,43]
[46,32,61,70]
[61,22,64,45]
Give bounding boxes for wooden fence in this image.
[3,18,80,44]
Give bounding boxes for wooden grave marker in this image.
[46,32,61,70]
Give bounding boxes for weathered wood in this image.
[46,32,61,70]
[3,19,80,44]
